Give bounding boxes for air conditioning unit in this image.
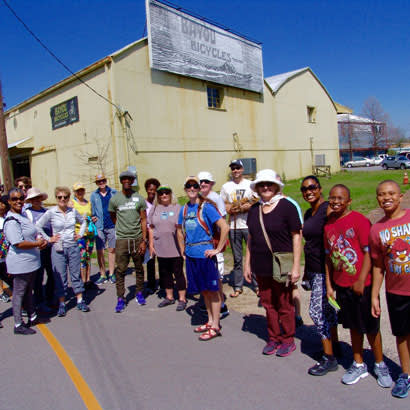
[239,158,257,175]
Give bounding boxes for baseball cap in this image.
[72,182,85,191]
[229,159,244,168]
[119,170,136,180]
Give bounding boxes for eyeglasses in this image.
[96,179,107,184]
[300,184,319,193]
[158,190,171,196]
[10,196,24,202]
[230,166,242,171]
[200,180,212,184]
[185,183,200,189]
[57,195,69,200]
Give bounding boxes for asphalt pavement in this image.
[0,269,408,410]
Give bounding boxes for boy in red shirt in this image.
[325,184,392,387]
[370,180,410,399]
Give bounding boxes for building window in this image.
[207,86,224,109]
[307,106,316,123]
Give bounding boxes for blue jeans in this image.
[52,245,84,298]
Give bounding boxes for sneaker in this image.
[342,362,368,385]
[21,309,28,317]
[0,293,10,303]
[176,300,187,311]
[262,341,280,355]
[96,276,108,285]
[374,362,393,388]
[115,297,125,313]
[392,373,410,398]
[308,355,338,376]
[135,292,146,306]
[14,324,36,335]
[77,301,90,312]
[27,315,40,327]
[158,298,175,308]
[109,274,116,284]
[276,342,297,357]
[57,304,66,317]
[220,304,230,319]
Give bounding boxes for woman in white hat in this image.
[244,169,302,357]
[24,188,54,310]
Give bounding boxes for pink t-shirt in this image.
[324,211,371,287]
[369,208,410,296]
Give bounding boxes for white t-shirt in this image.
[220,178,254,229]
[206,191,226,217]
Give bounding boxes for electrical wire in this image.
[2,0,121,112]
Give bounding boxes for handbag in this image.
[258,205,293,283]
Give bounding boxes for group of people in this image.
[0,161,409,399]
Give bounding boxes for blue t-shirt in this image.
[99,191,114,229]
[178,202,221,258]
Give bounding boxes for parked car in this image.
[344,156,372,168]
[381,156,410,170]
[369,156,384,166]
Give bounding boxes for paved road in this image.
[342,165,384,172]
[0,269,408,410]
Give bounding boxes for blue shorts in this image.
[186,256,219,294]
[96,228,116,250]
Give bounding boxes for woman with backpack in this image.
[147,185,186,311]
[71,183,97,289]
[177,176,229,341]
[3,188,48,334]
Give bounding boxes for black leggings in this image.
[157,257,186,291]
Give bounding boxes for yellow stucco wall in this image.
[4,39,340,199]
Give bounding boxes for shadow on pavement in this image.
[241,314,268,342]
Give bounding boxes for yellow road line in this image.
[37,324,102,410]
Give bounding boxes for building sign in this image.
[50,96,79,130]
[146,0,264,93]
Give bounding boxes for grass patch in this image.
[282,170,410,216]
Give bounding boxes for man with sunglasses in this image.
[91,174,117,285]
[220,160,258,297]
[198,171,229,318]
[109,170,147,313]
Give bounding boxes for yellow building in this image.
[4,38,340,199]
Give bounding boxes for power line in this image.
[2,0,121,112]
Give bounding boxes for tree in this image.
[361,97,388,155]
[339,118,360,161]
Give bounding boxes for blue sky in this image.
[1,0,409,134]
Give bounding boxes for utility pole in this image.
[0,81,12,192]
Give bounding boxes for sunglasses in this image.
[230,166,242,171]
[57,195,69,200]
[158,190,171,196]
[256,182,274,188]
[10,196,24,202]
[200,180,212,184]
[300,184,319,193]
[185,183,200,189]
[96,179,107,184]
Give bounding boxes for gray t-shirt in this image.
[4,211,41,274]
[148,204,181,258]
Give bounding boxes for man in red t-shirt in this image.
[370,180,410,399]
[325,184,392,387]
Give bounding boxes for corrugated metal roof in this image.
[337,114,383,124]
[265,67,309,93]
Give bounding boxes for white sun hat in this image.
[250,169,284,192]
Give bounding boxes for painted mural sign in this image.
[146,0,264,93]
[50,96,79,130]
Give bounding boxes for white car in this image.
[369,156,383,166]
[344,156,372,168]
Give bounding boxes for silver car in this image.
[344,156,372,168]
[381,156,410,170]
